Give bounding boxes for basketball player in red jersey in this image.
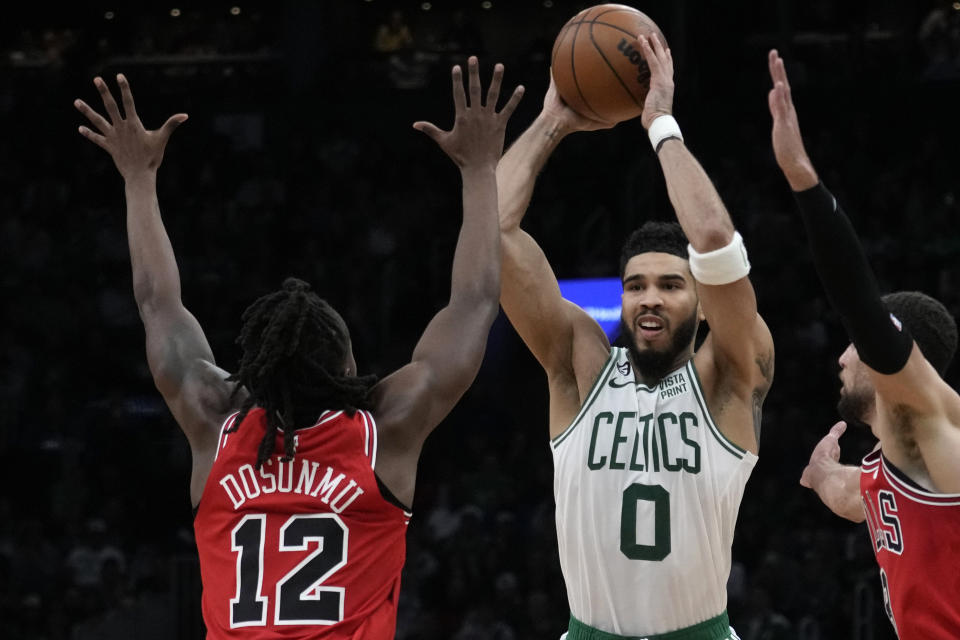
[73,58,523,639]
[768,50,960,638]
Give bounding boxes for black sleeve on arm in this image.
[793,182,913,374]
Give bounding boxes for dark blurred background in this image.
[2,1,959,638]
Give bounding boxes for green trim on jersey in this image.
[552,348,619,448]
[686,361,747,460]
[566,611,738,640]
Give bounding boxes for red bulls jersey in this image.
[860,450,960,639]
[194,408,411,639]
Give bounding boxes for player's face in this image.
[837,343,876,427]
[620,252,702,375]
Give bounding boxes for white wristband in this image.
[648,115,683,152]
[687,231,751,285]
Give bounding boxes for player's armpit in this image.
[696,277,773,388]
[141,304,235,443]
[876,351,960,493]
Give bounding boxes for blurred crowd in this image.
[2,2,958,639]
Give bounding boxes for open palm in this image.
[74,73,188,180]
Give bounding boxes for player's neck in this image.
[627,350,691,388]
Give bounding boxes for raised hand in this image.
[800,421,847,490]
[542,73,615,133]
[74,74,188,181]
[413,56,524,170]
[767,50,818,191]
[636,33,674,131]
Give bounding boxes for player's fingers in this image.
[467,56,481,108]
[78,125,109,151]
[637,36,660,74]
[94,76,123,123]
[498,85,525,120]
[116,73,139,121]
[637,36,654,67]
[775,57,791,92]
[451,65,466,113]
[412,121,445,144]
[829,421,847,438]
[485,63,504,110]
[768,49,780,83]
[772,82,789,114]
[74,99,112,134]
[799,468,811,488]
[651,33,667,59]
[159,113,189,142]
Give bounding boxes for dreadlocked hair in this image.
[225,277,378,469]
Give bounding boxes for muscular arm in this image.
[497,110,610,435]
[804,463,866,523]
[372,60,524,505]
[768,50,960,491]
[498,114,604,372]
[656,138,773,389]
[126,174,232,438]
[373,164,502,435]
[76,75,232,506]
[640,36,772,451]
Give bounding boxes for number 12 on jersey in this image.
[231,513,349,627]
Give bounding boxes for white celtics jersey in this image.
[552,347,757,636]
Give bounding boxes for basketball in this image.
[551,4,666,124]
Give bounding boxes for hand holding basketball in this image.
[542,75,616,134]
[636,34,674,131]
[413,57,524,170]
[550,4,667,124]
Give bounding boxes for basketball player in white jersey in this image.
[497,34,773,639]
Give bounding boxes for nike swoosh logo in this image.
[608,379,634,389]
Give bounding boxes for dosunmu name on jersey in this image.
[218,454,365,514]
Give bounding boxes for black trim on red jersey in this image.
[376,474,412,513]
[881,453,931,492]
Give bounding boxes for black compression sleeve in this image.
[793,182,913,374]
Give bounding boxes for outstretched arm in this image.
[638,35,773,452]
[800,422,866,523]
[372,58,524,505]
[497,79,613,435]
[768,50,913,378]
[75,75,234,504]
[768,50,960,491]
[499,86,591,373]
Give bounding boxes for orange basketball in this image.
[551,4,666,124]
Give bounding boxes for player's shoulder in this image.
[565,300,612,386]
[172,361,245,454]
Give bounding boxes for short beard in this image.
[615,309,698,382]
[837,390,874,430]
